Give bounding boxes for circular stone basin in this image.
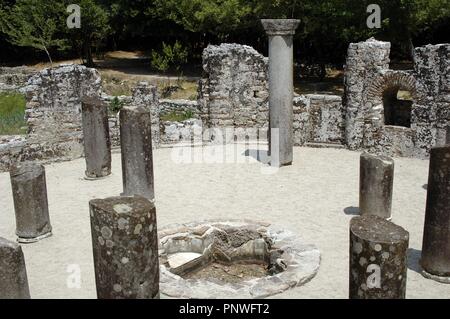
[158,219,321,298]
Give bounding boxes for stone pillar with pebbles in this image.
[421,145,450,283]
[261,19,300,167]
[89,195,159,299]
[120,106,155,200]
[349,215,409,299]
[359,153,394,220]
[81,96,112,179]
[0,237,30,298]
[10,162,52,243]
[132,82,160,147]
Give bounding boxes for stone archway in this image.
[365,71,418,127]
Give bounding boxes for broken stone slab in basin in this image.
[158,219,320,299]
[167,252,205,276]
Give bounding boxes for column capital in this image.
[261,19,300,36]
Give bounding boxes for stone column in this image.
[120,106,154,200]
[89,195,159,299]
[10,162,52,243]
[0,237,30,298]
[81,96,112,179]
[421,145,450,283]
[261,19,300,167]
[349,215,409,299]
[359,153,394,220]
[132,82,160,147]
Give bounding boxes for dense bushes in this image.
[0,0,448,67]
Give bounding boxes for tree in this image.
[65,0,110,67]
[154,0,253,40]
[0,0,68,65]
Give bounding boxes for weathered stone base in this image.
[17,231,52,244]
[83,174,111,181]
[421,269,450,284]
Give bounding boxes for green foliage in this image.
[151,40,188,74]
[154,0,253,37]
[160,110,195,122]
[1,0,449,67]
[108,96,125,114]
[0,0,69,64]
[0,92,27,135]
[65,0,110,66]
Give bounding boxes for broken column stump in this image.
[0,237,31,298]
[359,153,395,220]
[120,106,154,200]
[349,215,409,299]
[421,145,450,283]
[81,96,112,179]
[10,162,52,243]
[89,195,159,299]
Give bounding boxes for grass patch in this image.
[157,79,198,100]
[0,92,27,135]
[160,110,195,122]
[101,73,134,96]
[101,73,198,100]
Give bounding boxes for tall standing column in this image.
[89,195,159,299]
[349,215,409,299]
[359,153,394,220]
[10,162,52,243]
[81,96,112,179]
[0,237,30,299]
[261,19,300,167]
[120,106,154,200]
[421,145,450,283]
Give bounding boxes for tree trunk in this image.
[83,37,95,67]
[41,42,52,66]
[408,36,415,63]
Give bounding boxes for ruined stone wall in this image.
[343,38,391,150]
[22,64,102,162]
[0,66,36,92]
[343,38,450,158]
[414,44,450,148]
[293,95,344,146]
[101,83,160,148]
[159,99,200,118]
[198,43,346,146]
[198,43,269,131]
[0,136,26,171]
[130,82,160,147]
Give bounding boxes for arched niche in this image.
[366,71,418,127]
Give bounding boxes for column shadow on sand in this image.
[344,206,360,216]
[407,248,423,274]
[243,149,270,164]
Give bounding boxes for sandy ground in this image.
[1,145,449,299]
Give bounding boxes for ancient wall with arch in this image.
[344,38,450,158]
[1,40,448,171]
